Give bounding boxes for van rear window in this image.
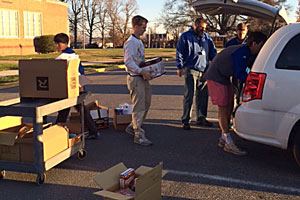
[276,34,300,70]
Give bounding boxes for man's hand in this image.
[140,70,152,80]
[177,69,183,77]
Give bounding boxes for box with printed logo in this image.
[19,59,80,99]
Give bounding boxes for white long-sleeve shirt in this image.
[123,35,145,75]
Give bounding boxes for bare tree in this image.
[67,0,83,48]
[105,0,123,48]
[116,0,138,46]
[84,0,100,45]
[160,0,238,39]
[95,0,108,48]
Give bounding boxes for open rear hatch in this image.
[191,0,290,33]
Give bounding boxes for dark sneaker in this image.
[218,138,225,148]
[183,123,191,130]
[85,131,100,139]
[196,119,213,127]
[134,136,152,146]
[224,143,247,155]
[125,126,135,136]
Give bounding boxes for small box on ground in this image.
[0,116,69,163]
[113,108,132,131]
[93,162,167,200]
[19,59,80,99]
[70,100,109,129]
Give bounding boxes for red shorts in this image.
[207,80,234,106]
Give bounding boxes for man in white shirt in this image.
[123,15,152,146]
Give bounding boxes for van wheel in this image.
[293,132,300,167]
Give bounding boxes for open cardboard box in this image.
[0,116,69,163]
[58,122,86,148]
[86,100,109,129]
[19,59,80,99]
[70,100,109,129]
[93,162,167,200]
[113,108,132,131]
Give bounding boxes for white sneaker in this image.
[134,136,152,146]
[125,126,134,136]
[224,143,247,156]
[218,138,225,148]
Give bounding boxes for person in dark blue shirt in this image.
[54,33,99,139]
[225,23,248,47]
[226,23,249,106]
[176,18,217,130]
[204,31,267,155]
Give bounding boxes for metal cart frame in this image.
[0,93,88,185]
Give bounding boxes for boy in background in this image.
[54,33,99,139]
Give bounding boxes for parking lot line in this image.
[166,169,300,194]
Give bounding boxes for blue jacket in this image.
[231,45,251,83]
[176,28,217,72]
[226,36,248,48]
[62,47,84,75]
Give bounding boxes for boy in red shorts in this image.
[204,31,267,155]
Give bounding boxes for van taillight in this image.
[242,72,266,102]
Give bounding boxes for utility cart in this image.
[0,93,88,185]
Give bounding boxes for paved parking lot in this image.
[0,60,300,199]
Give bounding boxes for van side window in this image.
[276,34,300,70]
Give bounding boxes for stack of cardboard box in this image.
[0,116,70,163]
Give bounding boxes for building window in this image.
[0,9,19,38]
[23,12,42,38]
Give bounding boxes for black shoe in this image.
[196,119,213,127]
[85,131,100,139]
[183,123,191,130]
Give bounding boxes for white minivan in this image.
[192,0,300,166]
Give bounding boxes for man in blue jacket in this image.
[176,18,217,130]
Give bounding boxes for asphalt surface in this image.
[0,60,300,199]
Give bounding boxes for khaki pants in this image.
[127,76,152,136]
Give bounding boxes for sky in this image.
[135,0,299,33]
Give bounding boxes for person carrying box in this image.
[123,15,152,146]
[53,33,100,139]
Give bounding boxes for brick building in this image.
[0,0,68,55]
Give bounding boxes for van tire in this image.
[293,131,300,167]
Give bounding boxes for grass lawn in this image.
[0,48,176,86]
[0,63,18,71]
[0,48,176,62]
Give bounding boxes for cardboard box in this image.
[139,57,165,78]
[70,100,109,129]
[0,117,69,162]
[113,108,132,131]
[94,162,167,200]
[58,122,84,148]
[19,59,80,99]
[86,100,109,129]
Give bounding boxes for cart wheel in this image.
[36,173,46,185]
[77,149,87,160]
[0,170,5,179]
